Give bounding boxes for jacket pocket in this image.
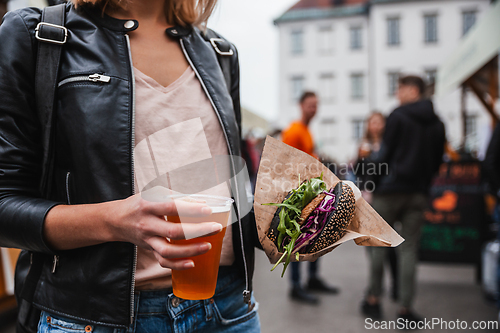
[58,73,111,88]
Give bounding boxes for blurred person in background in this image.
[355,112,399,302]
[360,76,445,323]
[356,112,385,203]
[282,91,339,305]
[483,122,500,315]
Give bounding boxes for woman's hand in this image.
[109,194,222,270]
[43,194,222,270]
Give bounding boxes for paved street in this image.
[253,241,499,332]
[2,241,498,333]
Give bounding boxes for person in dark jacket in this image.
[483,123,500,312]
[0,1,260,332]
[484,123,500,203]
[361,75,445,323]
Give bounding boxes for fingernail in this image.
[200,242,212,251]
[202,207,212,215]
[211,223,222,233]
[184,261,194,269]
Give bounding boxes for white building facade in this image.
[275,0,494,163]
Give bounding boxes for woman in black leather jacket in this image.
[0,0,260,332]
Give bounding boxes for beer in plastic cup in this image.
[167,194,233,300]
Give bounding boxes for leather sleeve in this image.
[0,10,60,253]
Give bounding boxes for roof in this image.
[290,0,369,10]
[275,0,370,24]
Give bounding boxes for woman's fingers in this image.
[144,199,213,217]
[146,218,222,240]
[148,237,212,270]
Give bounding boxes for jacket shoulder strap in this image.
[203,29,233,95]
[35,3,67,197]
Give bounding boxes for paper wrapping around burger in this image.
[254,136,404,264]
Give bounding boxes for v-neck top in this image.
[133,66,235,290]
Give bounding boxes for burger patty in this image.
[299,193,326,225]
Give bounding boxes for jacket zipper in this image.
[52,171,72,274]
[58,73,111,87]
[180,39,250,307]
[65,171,71,205]
[125,34,138,325]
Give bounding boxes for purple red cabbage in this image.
[292,191,336,254]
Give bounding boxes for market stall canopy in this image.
[436,0,500,98]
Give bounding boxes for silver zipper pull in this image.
[52,255,59,273]
[88,74,111,83]
[243,290,254,312]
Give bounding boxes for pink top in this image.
[133,66,235,290]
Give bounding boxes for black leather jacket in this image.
[0,3,257,328]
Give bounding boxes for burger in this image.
[265,174,356,276]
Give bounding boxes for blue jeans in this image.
[290,260,318,287]
[37,266,260,333]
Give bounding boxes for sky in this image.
[208,0,298,122]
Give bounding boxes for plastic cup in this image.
[166,194,233,300]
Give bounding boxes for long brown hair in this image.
[71,0,218,28]
[364,111,385,144]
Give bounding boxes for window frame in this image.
[290,75,305,102]
[320,118,337,143]
[350,73,364,100]
[424,13,438,44]
[462,10,476,36]
[351,118,366,141]
[290,29,304,55]
[319,73,336,104]
[387,71,400,97]
[350,25,363,50]
[387,16,400,46]
[318,25,334,55]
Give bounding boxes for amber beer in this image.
[167,195,233,300]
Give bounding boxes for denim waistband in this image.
[134,265,243,317]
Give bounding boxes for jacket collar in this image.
[79,4,192,36]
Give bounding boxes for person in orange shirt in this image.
[282,91,339,305]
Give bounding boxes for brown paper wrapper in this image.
[254,136,404,264]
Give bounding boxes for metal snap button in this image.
[124,20,135,29]
[46,316,51,324]
[171,29,178,35]
[85,326,92,333]
[209,298,214,304]
[171,297,180,307]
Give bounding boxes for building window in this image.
[350,26,362,50]
[388,72,400,96]
[319,73,336,103]
[320,118,336,143]
[318,25,334,55]
[351,74,364,100]
[424,14,438,44]
[425,69,437,85]
[291,76,304,102]
[291,29,304,55]
[462,11,476,36]
[387,17,400,46]
[352,119,365,141]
